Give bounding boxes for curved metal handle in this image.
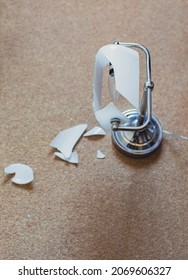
[111,42,154,131]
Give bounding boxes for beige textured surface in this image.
[0,0,188,259]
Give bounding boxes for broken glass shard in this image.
[4,163,34,185]
[93,44,139,111]
[55,151,79,164]
[50,124,87,158]
[84,126,106,137]
[96,150,105,159]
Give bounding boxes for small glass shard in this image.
[55,151,79,164]
[50,124,87,158]
[84,126,106,137]
[4,163,34,185]
[96,150,105,159]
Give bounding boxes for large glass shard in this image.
[50,124,87,158]
[93,44,139,111]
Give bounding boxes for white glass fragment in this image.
[94,102,128,132]
[55,151,79,164]
[84,126,106,137]
[50,124,87,158]
[93,44,139,110]
[96,150,105,159]
[4,163,34,185]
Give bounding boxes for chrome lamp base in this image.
[111,109,163,158]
